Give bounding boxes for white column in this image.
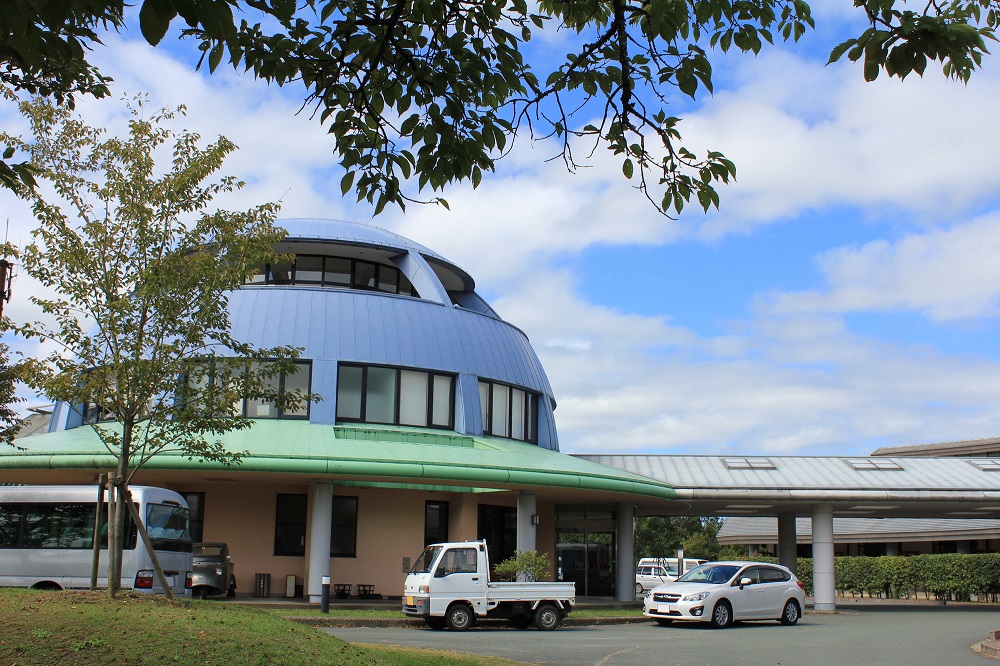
[811,504,836,611]
[777,512,798,575]
[307,483,333,603]
[886,542,899,556]
[957,540,970,554]
[615,503,636,602]
[516,493,537,553]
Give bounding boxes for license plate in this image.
[657,603,673,613]
[406,596,414,606]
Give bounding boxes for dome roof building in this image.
[4,219,673,600]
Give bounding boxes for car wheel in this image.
[655,618,673,626]
[779,599,800,625]
[445,603,475,631]
[533,603,562,631]
[635,583,644,596]
[510,615,532,630]
[424,617,447,630]
[709,600,732,629]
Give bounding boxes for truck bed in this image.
[486,580,575,602]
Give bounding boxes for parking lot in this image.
[320,605,999,665]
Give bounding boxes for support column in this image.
[615,503,636,602]
[516,493,537,553]
[777,512,798,575]
[811,504,835,611]
[307,483,333,603]
[886,542,899,557]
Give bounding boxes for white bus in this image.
[0,485,193,595]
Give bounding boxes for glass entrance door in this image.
[556,529,616,597]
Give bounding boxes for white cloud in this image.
[680,50,1000,237]
[765,212,1000,320]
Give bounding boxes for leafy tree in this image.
[2,96,313,596]
[0,342,24,447]
[635,515,725,560]
[2,0,998,214]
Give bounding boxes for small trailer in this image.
[401,540,575,631]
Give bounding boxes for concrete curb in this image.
[973,630,1000,659]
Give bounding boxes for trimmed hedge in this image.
[739,553,1000,600]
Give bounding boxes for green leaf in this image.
[139,0,176,46]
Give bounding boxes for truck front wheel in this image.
[533,603,562,631]
[445,603,475,631]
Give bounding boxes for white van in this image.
[637,557,707,576]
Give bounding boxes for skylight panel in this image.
[723,457,776,470]
[845,458,902,471]
[967,459,1000,472]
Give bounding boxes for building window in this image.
[478,380,538,443]
[246,254,417,297]
[330,496,358,558]
[274,494,307,557]
[424,501,449,546]
[336,364,455,429]
[187,359,312,420]
[181,492,205,542]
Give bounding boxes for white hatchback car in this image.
[642,561,805,628]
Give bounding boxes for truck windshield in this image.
[410,545,443,574]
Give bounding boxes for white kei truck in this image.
[401,540,576,631]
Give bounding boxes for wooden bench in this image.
[333,583,351,599]
[356,584,378,599]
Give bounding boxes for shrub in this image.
[492,550,552,582]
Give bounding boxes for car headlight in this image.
[682,591,713,602]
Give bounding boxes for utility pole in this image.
[0,256,10,320]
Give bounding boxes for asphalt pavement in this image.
[319,605,1000,665]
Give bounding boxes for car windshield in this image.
[676,564,741,584]
[410,545,443,574]
[194,544,223,557]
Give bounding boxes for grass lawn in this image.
[0,589,522,666]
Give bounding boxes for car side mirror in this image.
[738,577,752,588]
[435,565,447,577]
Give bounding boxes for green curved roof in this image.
[3,422,676,499]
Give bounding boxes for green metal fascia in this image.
[1,423,677,500]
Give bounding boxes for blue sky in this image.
[4,3,1000,457]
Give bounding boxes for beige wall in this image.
[170,481,550,598]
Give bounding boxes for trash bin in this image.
[254,573,271,598]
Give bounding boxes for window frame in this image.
[185,359,313,421]
[336,363,455,430]
[330,495,358,558]
[274,493,307,557]
[478,379,539,444]
[245,254,417,297]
